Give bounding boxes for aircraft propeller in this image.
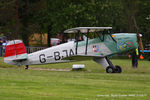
[137,33,144,54]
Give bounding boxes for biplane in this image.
[4,27,144,73]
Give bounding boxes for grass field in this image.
[0,57,150,100]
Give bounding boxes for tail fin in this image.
[4,40,28,62]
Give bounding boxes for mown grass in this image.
[0,57,150,100]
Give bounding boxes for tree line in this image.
[0,0,150,46]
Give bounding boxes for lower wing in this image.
[62,55,104,61]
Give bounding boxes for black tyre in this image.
[115,65,122,73]
[106,66,115,73]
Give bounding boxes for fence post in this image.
[0,46,3,57]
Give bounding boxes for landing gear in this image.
[93,57,122,73]
[106,65,122,73]
[106,66,115,73]
[115,65,122,73]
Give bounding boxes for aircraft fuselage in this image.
[5,33,138,66]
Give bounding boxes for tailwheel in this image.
[25,65,29,70]
[115,65,122,73]
[106,66,115,73]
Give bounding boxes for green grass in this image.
[0,57,150,100]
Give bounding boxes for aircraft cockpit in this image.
[64,27,114,55]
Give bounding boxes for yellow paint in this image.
[112,35,115,37]
[136,48,139,55]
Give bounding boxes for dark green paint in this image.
[74,33,138,56]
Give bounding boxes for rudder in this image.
[4,40,28,62]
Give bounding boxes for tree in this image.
[1,0,150,45]
[0,0,17,39]
[0,0,45,45]
[136,0,150,43]
[121,0,139,33]
[18,0,45,46]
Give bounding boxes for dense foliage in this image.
[0,0,150,45]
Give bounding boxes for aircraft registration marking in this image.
[47,56,53,58]
[39,49,75,63]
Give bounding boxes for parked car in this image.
[51,38,61,46]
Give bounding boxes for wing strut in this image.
[75,30,80,55]
[108,30,117,43]
[85,29,89,55]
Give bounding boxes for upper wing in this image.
[64,27,112,33]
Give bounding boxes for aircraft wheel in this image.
[115,65,122,73]
[106,66,115,73]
